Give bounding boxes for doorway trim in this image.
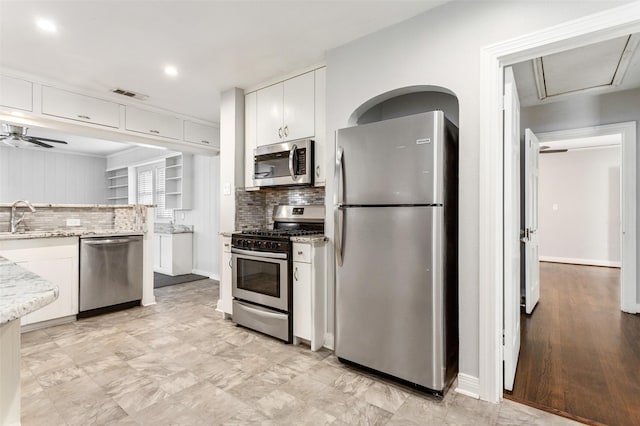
[536,122,636,313]
[478,2,640,403]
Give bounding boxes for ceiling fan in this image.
[0,124,68,148]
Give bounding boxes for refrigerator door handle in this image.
[288,143,298,181]
[335,147,345,266]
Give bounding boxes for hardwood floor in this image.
[506,262,640,426]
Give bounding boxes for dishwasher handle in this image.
[83,238,138,245]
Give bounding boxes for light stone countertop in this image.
[0,256,59,324]
[219,231,238,238]
[290,235,328,243]
[0,203,145,208]
[155,224,193,234]
[0,230,144,241]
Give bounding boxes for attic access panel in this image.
[534,35,638,98]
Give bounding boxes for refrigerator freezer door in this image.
[336,111,444,205]
[335,206,445,390]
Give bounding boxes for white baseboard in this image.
[540,256,621,268]
[191,269,218,281]
[455,373,480,399]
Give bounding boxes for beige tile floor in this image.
[20,280,579,425]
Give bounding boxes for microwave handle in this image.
[288,143,298,181]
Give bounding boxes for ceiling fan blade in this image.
[27,139,54,148]
[540,149,568,154]
[26,136,68,144]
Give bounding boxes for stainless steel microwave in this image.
[253,139,314,187]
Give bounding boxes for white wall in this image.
[0,146,106,204]
[174,154,220,278]
[521,87,639,302]
[539,146,621,266]
[108,146,221,278]
[324,0,623,381]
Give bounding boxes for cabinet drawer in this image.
[292,243,311,263]
[222,236,231,253]
[42,86,120,128]
[0,75,33,111]
[125,106,180,139]
[184,120,219,148]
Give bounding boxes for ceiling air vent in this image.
[110,88,148,101]
[533,34,640,100]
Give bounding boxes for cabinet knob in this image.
[283,125,289,137]
[297,251,303,255]
[77,114,91,120]
[278,127,283,138]
[316,165,320,178]
[150,129,160,134]
[201,140,210,144]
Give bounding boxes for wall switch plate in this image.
[66,218,81,227]
[223,182,231,196]
[552,203,559,211]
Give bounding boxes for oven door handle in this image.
[231,247,288,259]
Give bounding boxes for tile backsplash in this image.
[0,205,148,233]
[236,186,325,230]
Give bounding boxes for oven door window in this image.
[236,258,281,298]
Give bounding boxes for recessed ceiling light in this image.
[36,18,57,33]
[164,65,178,77]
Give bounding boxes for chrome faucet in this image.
[9,200,36,233]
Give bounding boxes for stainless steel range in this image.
[231,205,325,342]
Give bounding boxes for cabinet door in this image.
[125,106,180,139]
[184,120,219,149]
[220,245,233,314]
[313,68,326,186]
[42,86,120,128]
[159,235,173,272]
[293,261,312,341]
[153,234,161,270]
[256,82,283,147]
[245,92,258,189]
[283,71,315,142]
[20,258,77,325]
[0,75,33,111]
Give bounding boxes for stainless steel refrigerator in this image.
[335,110,458,394]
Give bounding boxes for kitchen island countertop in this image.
[0,256,58,324]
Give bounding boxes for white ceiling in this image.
[512,33,640,107]
[0,0,448,124]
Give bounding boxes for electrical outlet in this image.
[66,218,81,227]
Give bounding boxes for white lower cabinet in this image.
[218,235,233,316]
[292,240,326,351]
[153,233,192,276]
[0,237,79,328]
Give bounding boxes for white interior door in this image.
[503,67,521,391]
[525,128,540,314]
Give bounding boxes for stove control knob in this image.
[265,242,272,249]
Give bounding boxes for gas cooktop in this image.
[240,229,321,238]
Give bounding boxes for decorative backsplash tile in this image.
[236,186,325,230]
[0,205,148,233]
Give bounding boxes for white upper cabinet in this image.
[184,120,219,149]
[245,92,258,189]
[256,82,284,147]
[256,70,315,147]
[0,75,33,111]
[283,71,315,142]
[313,68,326,186]
[42,86,120,128]
[125,106,180,139]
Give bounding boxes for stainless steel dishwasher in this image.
[79,235,143,317]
